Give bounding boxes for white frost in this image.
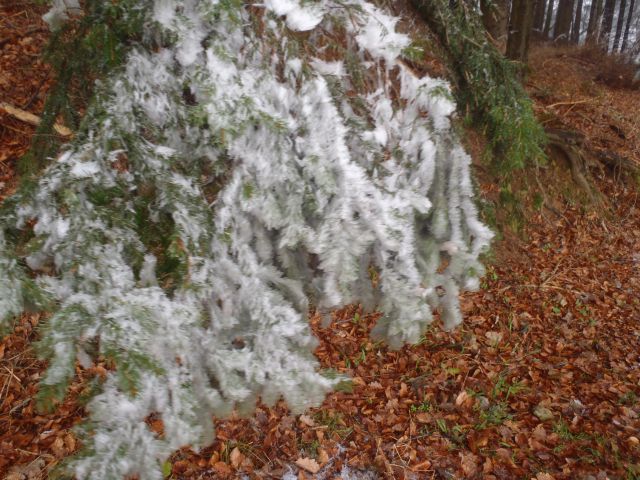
[70,161,101,178]
[265,0,325,31]
[0,1,492,478]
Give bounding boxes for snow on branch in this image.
[1,0,492,477]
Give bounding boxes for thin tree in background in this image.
[599,0,618,50]
[586,0,604,43]
[534,0,549,34]
[481,0,512,47]
[544,0,557,36]
[507,0,536,69]
[572,0,585,42]
[555,0,577,42]
[612,0,628,50]
[621,0,636,50]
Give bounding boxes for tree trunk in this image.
[586,0,603,43]
[554,0,576,42]
[599,0,617,50]
[533,0,548,35]
[621,0,636,50]
[612,0,628,51]
[507,0,536,68]
[481,0,511,47]
[544,0,556,36]
[571,0,584,43]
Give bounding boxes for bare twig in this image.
[546,99,592,109]
[21,73,51,110]
[0,102,72,137]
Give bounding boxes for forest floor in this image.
[1,3,640,480]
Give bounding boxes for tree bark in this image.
[533,0,548,35]
[586,0,603,43]
[599,0,618,51]
[507,0,536,67]
[612,0,628,51]
[481,0,511,47]
[554,0,576,42]
[621,0,636,51]
[571,0,584,43]
[543,0,556,36]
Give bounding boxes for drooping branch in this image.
[0,1,492,478]
[410,0,547,170]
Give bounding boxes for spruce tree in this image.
[0,1,492,478]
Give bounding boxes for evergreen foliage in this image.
[411,0,547,171]
[0,1,492,477]
[20,0,145,174]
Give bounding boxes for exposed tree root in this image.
[595,149,640,181]
[544,127,600,202]
[543,126,639,208]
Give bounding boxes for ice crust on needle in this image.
[1,1,492,478]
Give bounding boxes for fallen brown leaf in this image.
[295,457,320,474]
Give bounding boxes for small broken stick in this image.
[0,102,72,137]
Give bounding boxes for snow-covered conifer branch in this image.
[0,0,492,477]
